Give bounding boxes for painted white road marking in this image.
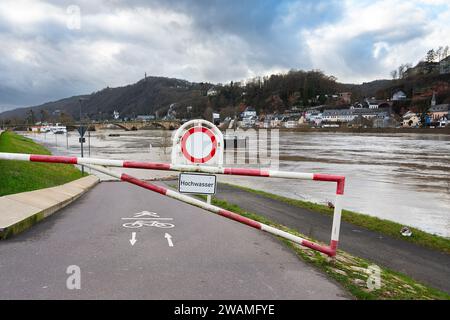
[121,211,175,229]
[129,232,137,246]
[134,211,159,218]
[165,233,174,247]
[122,220,175,229]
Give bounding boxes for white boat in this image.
[41,124,67,134]
[284,121,298,128]
[50,124,67,134]
[41,125,52,133]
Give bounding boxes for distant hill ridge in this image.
[1,70,449,122]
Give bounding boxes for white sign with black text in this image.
[179,173,217,195]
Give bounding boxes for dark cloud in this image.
[0,0,448,110]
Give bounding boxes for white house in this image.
[207,88,218,96]
[241,106,257,119]
[440,56,450,74]
[365,99,380,109]
[392,90,407,101]
[322,108,388,123]
[309,113,323,126]
[402,111,420,127]
[322,109,356,122]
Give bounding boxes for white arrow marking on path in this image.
[129,232,137,246]
[165,233,174,247]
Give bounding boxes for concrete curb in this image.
[0,175,99,239]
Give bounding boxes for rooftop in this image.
[429,104,449,112]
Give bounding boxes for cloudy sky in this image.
[0,0,449,111]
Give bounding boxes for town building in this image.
[240,106,257,119]
[305,111,323,126]
[365,98,383,109]
[429,104,449,121]
[402,111,421,127]
[351,102,364,109]
[268,115,284,128]
[322,109,355,122]
[239,106,258,127]
[283,120,298,128]
[207,88,218,96]
[339,92,352,104]
[321,108,389,123]
[392,90,407,101]
[372,117,395,128]
[440,56,450,74]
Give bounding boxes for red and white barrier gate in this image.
[0,152,344,257]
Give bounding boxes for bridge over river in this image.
[5,120,182,132]
[93,120,181,131]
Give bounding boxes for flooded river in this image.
[24,130,450,237]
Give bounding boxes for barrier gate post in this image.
[0,151,345,257]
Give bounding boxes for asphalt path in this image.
[0,182,349,300]
[209,183,450,294]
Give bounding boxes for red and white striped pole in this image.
[0,152,345,256]
[0,153,345,193]
[84,164,338,256]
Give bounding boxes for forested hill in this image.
[0,71,350,122]
[1,69,448,123]
[0,76,213,123]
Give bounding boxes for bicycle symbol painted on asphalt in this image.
[121,211,175,229]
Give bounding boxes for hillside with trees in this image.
[375,46,450,115]
[0,70,349,124]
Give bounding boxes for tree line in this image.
[390,45,449,80]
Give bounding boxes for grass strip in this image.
[200,194,450,300]
[165,182,449,299]
[0,131,85,196]
[224,183,450,254]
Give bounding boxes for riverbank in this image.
[195,193,449,299]
[167,181,449,295]
[0,131,85,196]
[226,183,450,254]
[278,126,450,134]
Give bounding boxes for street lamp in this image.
[78,98,85,123]
[78,98,88,175]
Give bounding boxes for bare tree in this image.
[160,130,172,160]
[444,46,449,59]
[426,49,436,63]
[203,106,213,122]
[390,70,398,80]
[398,64,407,79]
[437,46,443,61]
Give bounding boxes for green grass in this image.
[198,194,450,300]
[224,183,450,255]
[0,131,85,196]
